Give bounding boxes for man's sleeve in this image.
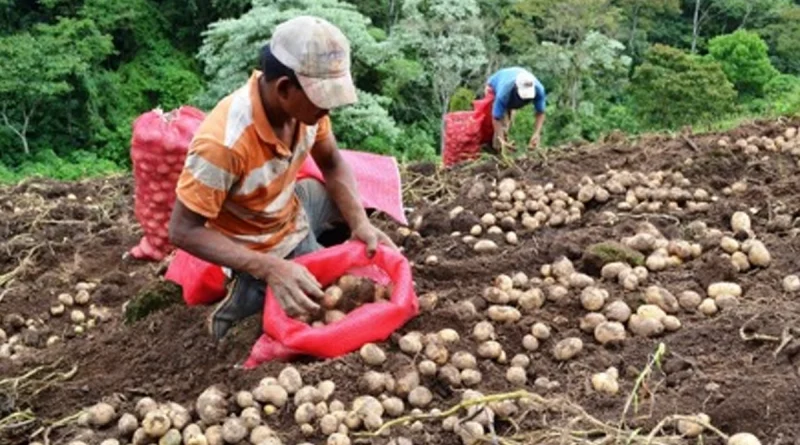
[314,116,332,144]
[175,137,242,220]
[492,82,509,120]
[534,83,547,113]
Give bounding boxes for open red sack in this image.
[130,106,206,261]
[243,241,418,368]
[164,249,227,306]
[442,90,496,167]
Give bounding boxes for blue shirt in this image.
[487,67,547,120]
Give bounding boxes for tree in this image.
[0,18,112,155]
[630,44,736,128]
[708,30,778,98]
[503,0,621,49]
[393,0,487,152]
[758,5,800,75]
[614,0,680,57]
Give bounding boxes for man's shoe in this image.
[207,273,266,340]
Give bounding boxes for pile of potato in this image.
[48,282,112,336]
[719,127,800,157]
[299,275,392,327]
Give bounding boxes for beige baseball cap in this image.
[515,71,537,100]
[270,16,358,110]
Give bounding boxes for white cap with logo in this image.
[515,71,537,100]
[270,15,359,110]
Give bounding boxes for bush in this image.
[2,150,122,184]
[763,74,800,115]
[708,30,779,99]
[449,87,477,112]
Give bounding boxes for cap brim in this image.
[297,72,358,110]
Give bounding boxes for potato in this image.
[451,351,478,370]
[679,291,702,311]
[552,337,583,361]
[117,413,138,436]
[278,366,303,394]
[50,304,65,316]
[408,387,433,408]
[87,402,116,427]
[418,360,438,376]
[707,282,742,298]
[158,429,181,445]
[730,251,750,272]
[522,335,540,352]
[662,315,682,331]
[395,370,420,396]
[644,286,679,314]
[136,397,158,419]
[637,304,667,321]
[493,274,514,291]
[645,253,667,272]
[498,178,517,194]
[327,433,351,445]
[487,225,503,235]
[399,332,424,355]
[531,322,551,340]
[460,369,483,387]
[511,272,529,288]
[511,354,531,369]
[488,305,521,323]
[477,341,503,359]
[618,269,640,291]
[677,413,710,437]
[195,387,227,425]
[205,426,223,445]
[545,285,569,303]
[483,287,510,304]
[472,321,495,342]
[474,240,499,253]
[698,298,718,316]
[580,313,607,333]
[783,275,800,292]
[728,433,761,445]
[254,384,288,408]
[142,411,171,438]
[219,417,247,444]
[591,369,619,395]
[506,366,527,386]
[294,386,323,406]
[360,343,387,366]
[419,292,438,312]
[715,294,739,310]
[625,233,657,253]
[425,342,449,365]
[628,315,664,337]
[322,286,343,309]
[518,289,545,311]
[318,380,336,401]
[456,421,485,445]
[569,273,595,289]
[234,391,255,409]
[329,400,345,413]
[70,310,86,324]
[250,425,275,444]
[439,364,462,386]
[540,264,553,277]
[294,402,316,425]
[603,300,631,322]
[382,397,405,417]
[594,322,626,345]
[581,287,608,311]
[58,293,74,306]
[601,262,629,280]
[720,236,740,254]
[748,241,771,267]
[731,212,752,236]
[552,257,575,278]
[131,428,150,445]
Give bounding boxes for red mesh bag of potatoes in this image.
[244,241,418,368]
[442,111,481,167]
[473,92,496,145]
[129,106,206,261]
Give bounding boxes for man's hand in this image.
[250,257,323,316]
[528,133,540,150]
[350,222,398,257]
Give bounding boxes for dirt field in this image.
[2,117,800,445]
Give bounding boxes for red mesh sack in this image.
[129,106,206,261]
[473,91,496,145]
[164,249,227,306]
[442,111,481,167]
[244,241,418,368]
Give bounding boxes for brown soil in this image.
[2,117,800,444]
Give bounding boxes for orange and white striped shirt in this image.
[176,71,331,256]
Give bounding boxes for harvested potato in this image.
[118,413,138,437]
[569,273,595,289]
[731,212,752,236]
[58,293,74,306]
[164,402,190,430]
[628,315,664,337]
[553,337,583,361]
[70,310,86,324]
[439,364,462,386]
[399,332,423,355]
[591,368,619,395]
[601,262,629,280]
[438,328,460,344]
[494,274,514,291]
[425,342,449,365]
[512,272,529,288]
[395,370,420,396]
[581,287,608,311]
[360,343,387,366]
[511,354,531,368]
[604,300,632,322]
[456,421,485,445]
[451,351,478,370]
[518,289,545,311]
[783,275,800,292]
[327,433,351,445]
[295,403,316,425]
[488,305,522,323]
[506,367,527,386]
[679,291,702,311]
[250,425,275,444]
[135,397,158,419]
[278,366,303,394]
[294,386,323,406]
[552,257,575,278]
[546,285,569,303]
[235,391,255,409]
[645,254,667,272]
[644,286,679,313]
[408,387,433,407]
[318,380,336,401]
[419,292,438,312]
[707,282,742,298]
[382,397,405,417]
[483,287,510,304]
[461,369,483,387]
[474,240,499,253]
[728,433,761,445]
[677,413,711,437]
[715,294,739,310]
[142,410,171,438]
[698,298,718,316]
[720,236,740,254]
[748,241,771,267]
[618,269,640,290]
[522,335,540,352]
[477,341,503,359]
[195,387,227,425]
[205,426,223,445]
[594,322,626,345]
[221,418,247,444]
[472,321,495,342]
[580,313,607,333]
[637,304,667,320]
[87,402,116,427]
[322,286,343,309]
[417,359,437,376]
[730,251,750,272]
[531,322,551,340]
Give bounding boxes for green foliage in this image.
[504,0,621,50]
[762,74,800,115]
[449,87,476,112]
[630,44,736,129]
[708,30,779,98]
[0,150,122,184]
[758,5,800,75]
[331,91,401,155]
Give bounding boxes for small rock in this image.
[783,275,800,292]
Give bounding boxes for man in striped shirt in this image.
[169,16,395,340]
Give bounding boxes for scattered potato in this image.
[783,275,800,292]
[512,272,529,288]
[205,425,223,445]
[715,294,739,310]
[552,257,575,279]
[195,387,227,425]
[472,321,495,342]
[451,351,478,370]
[399,332,423,355]
[628,315,664,337]
[461,369,483,387]
[382,397,405,417]
[580,313,607,333]
[531,322,551,340]
[294,403,317,425]
[327,433,351,445]
[518,289,545,311]
[159,430,181,445]
[720,236,740,254]
[488,305,521,323]
[118,413,138,437]
[294,386,323,406]
[644,286,679,313]
[601,262,629,280]
[679,291,703,311]
[419,292,438,312]
[135,397,158,419]
[250,426,275,444]
[360,343,387,366]
[511,354,530,369]
[591,368,619,395]
[478,341,503,359]
[728,433,762,445]
[570,273,595,289]
[474,240,499,253]
[58,293,74,306]
[456,421,485,445]
[75,289,91,305]
[748,240,771,267]
[731,211,752,236]
[553,337,583,361]
[677,413,711,437]
[698,298,719,316]
[70,310,86,324]
[408,386,433,407]
[522,334,540,352]
[581,287,608,311]
[708,282,742,298]
[594,322,626,345]
[604,300,632,322]
[278,366,303,394]
[221,417,248,444]
[318,380,336,401]
[425,342,449,365]
[506,366,527,386]
[142,410,171,438]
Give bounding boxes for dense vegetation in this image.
[1,0,799,182]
